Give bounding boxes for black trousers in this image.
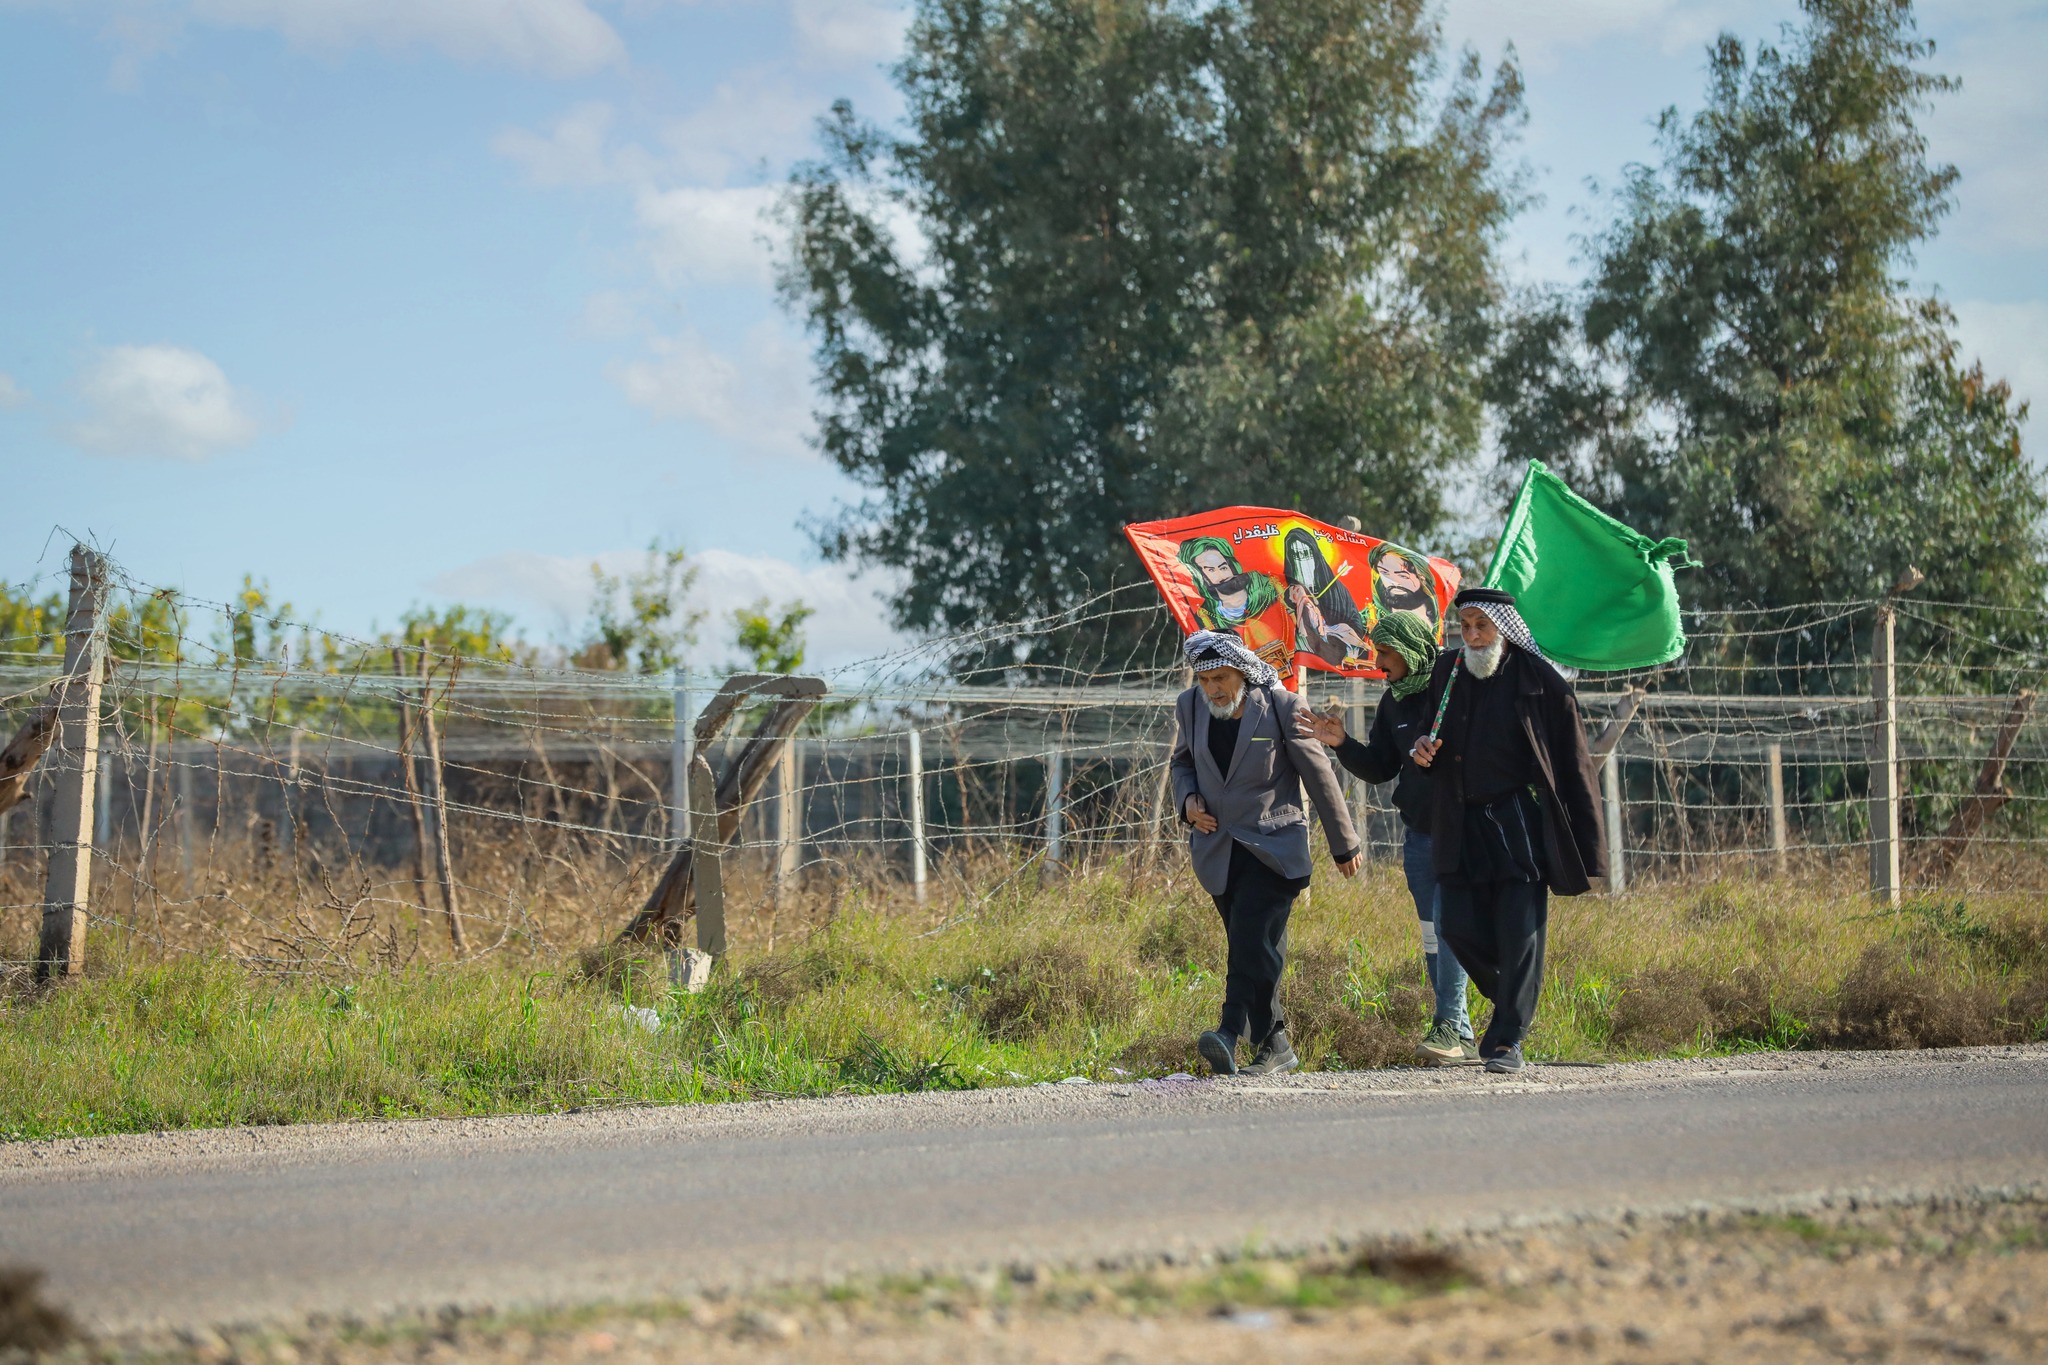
[1210,842,1305,1045]
[1436,878,1548,1054]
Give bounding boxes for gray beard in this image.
[1204,684,1246,719]
[1462,638,1505,679]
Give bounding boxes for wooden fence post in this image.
[1921,690,2036,882]
[390,650,435,911]
[1767,741,1787,876]
[689,751,726,957]
[417,653,468,954]
[907,729,928,904]
[1869,601,1902,906]
[37,546,110,983]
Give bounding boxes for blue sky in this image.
[2,0,2041,666]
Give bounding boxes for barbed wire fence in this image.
[2,544,2044,984]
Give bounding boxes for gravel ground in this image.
[15,1189,2044,1364]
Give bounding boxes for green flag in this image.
[1484,460,1695,672]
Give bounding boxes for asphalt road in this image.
[3,1047,2044,1333]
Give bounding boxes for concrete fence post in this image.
[1045,745,1065,866]
[671,665,692,847]
[1869,603,1902,906]
[776,736,800,907]
[37,545,110,983]
[1602,753,1625,895]
[907,729,928,904]
[1767,741,1787,876]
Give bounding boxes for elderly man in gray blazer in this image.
[1171,631,1362,1075]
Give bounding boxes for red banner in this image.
[1124,507,1461,686]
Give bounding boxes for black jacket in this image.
[1331,686,1434,832]
[1420,647,1608,896]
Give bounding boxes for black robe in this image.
[1417,647,1608,896]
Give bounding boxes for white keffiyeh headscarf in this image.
[1182,630,1280,687]
[1455,588,1548,663]
[1455,587,1579,680]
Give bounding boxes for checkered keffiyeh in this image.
[1182,630,1280,688]
[1454,588,1549,664]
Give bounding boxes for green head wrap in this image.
[1371,611,1437,700]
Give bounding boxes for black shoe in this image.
[1241,1029,1298,1076]
[1197,1030,1239,1076]
[1484,1043,1525,1075]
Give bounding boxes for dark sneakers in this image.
[1484,1043,1526,1075]
[1197,1030,1240,1076]
[1241,1029,1298,1077]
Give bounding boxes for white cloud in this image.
[614,319,812,459]
[793,0,911,69]
[1440,0,1754,72]
[1919,1,2048,252]
[427,545,907,669]
[0,372,29,410]
[1952,299,2046,447]
[634,184,779,286]
[188,0,625,78]
[577,288,643,339]
[493,102,633,187]
[64,344,266,460]
[654,72,822,183]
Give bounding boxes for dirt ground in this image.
[14,1189,2038,1364]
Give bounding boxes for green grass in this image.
[3,858,2045,1140]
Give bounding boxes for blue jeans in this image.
[1402,828,1472,1038]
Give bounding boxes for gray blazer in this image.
[1169,683,1361,896]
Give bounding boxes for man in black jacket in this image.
[1298,611,1477,1065]
[1411,587,1606,1074]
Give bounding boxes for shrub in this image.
[1609,969,1714,1050]
[978,943,1134,1041]
[1818,944,2010,1049]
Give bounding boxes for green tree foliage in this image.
[731,600,814,674]
[388,604,524,666]
[783,0,1523,659]
[577,540,705,673]
[1489,0,2045,651]
[0,580,66,659]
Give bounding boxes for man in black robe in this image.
[1409,587,1606,1073]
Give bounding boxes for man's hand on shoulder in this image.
[1184,793,1219,834]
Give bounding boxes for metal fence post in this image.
[907,729,928,903]
[1045,745,1065,866]
[671,665,692,846]
[1602,753,1625,895]
[37,546,109,983]
[1767,741,1787,876]
[1869,602,1902,906]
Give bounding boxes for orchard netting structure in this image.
[2,547,2044,978]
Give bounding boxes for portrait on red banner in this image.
[1125,508,1461,684]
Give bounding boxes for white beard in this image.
[1203,683,1246,719]
[1462,638,1505,679]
